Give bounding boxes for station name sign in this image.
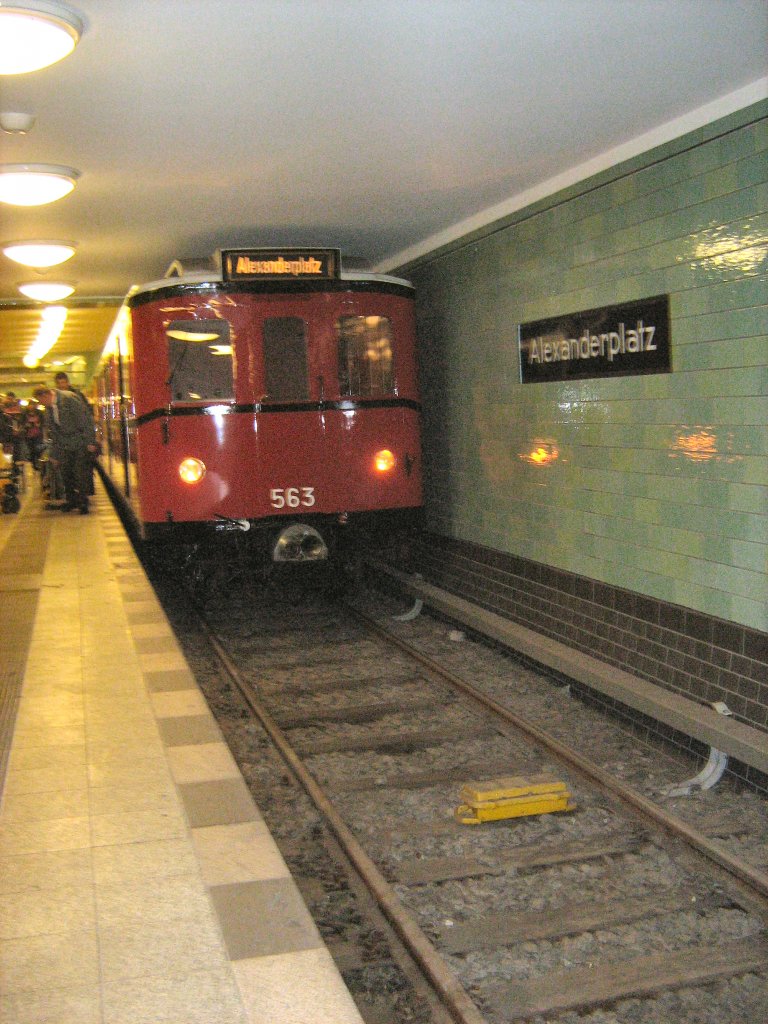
[519,295,670,383]
[220,247,340,282]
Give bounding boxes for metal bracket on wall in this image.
[664,746,729,798]
[392,598,423,622]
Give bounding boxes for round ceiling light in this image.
[0,164,80,205]
[1,239,76,266]
[0,2,83,75]
[18,280,75,300]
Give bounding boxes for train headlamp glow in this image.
[178,457,206,484]
[374,448,396,473]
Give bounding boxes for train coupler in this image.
[214,514,251,531]
[455,773,575,825]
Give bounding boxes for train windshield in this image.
[166,320,234,402]
[337,315,395,396]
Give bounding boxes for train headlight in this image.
[374,448,396,473]
[178,457,206,484]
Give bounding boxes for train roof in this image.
[125,267,414,305]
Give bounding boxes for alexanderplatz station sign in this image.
[518,295,671,383]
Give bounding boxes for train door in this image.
[252,305,340,517]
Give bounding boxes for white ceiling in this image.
[0,0,766,388]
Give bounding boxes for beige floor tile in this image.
[13,715,86,736]
[130,622,174,639]
[2,763,89,796]
[0,982,101,1024]
[24,644,82,663]
[87,754,172,788]
[139,650,189,672]
[88,780,178,817]
[7,744,86,772]
[86,717,162,743]
[95,873,215,929]
[166,742,241,784]
[16,679,83,696]
[11,724,87,748]
[0,817,91,856]
[120,600,160,617]
[0,848,93,895]
[14,702,85,727]
[98,914,228,982]
[92,837,200,886]
[1,788,89,823]
[192,823,289,886]
[90,806,188,847]
[81,651,138,671]
[150,689,211,718]
[0,928,100,994]
[120,587,155,601]
[83,686,146,705]
[83,697,151,719]
[82,663,143,684]
[102,968,249,1024]
[232,949,364,1024]
[86,724,162,749]
[0,882,96,939]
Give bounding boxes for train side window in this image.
[263,317,309,401]
[337,316,395,396]
[166,320,233,402]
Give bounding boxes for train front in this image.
[118,248,423,563]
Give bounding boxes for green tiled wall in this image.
[406,102,767,632]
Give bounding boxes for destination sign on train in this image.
[221,248,341,282]
[519,295,671,383]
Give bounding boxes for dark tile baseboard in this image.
[386,531,768,793]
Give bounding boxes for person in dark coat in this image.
[55,372,96,495]
[23,405,45,470]
[32,386,97,513]
[54,371,91,411]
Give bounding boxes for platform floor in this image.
[0,476,364,1024]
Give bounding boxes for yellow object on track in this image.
[455,773,575,825]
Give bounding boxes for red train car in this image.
[97,247,422,568]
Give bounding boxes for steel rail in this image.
[191,604,490,1024]
[348,603,768,904]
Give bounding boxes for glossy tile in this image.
[413,102,768,632]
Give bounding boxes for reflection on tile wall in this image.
[408,102,767,632]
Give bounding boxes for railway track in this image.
[153,573,768,1024]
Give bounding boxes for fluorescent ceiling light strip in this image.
[24,304,68,365]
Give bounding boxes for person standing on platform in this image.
[32,385,97,514]
[55,371,96,495]
[54,371,90,410]
[23,405,45,471]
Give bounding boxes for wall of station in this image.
[406,100,767,636]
